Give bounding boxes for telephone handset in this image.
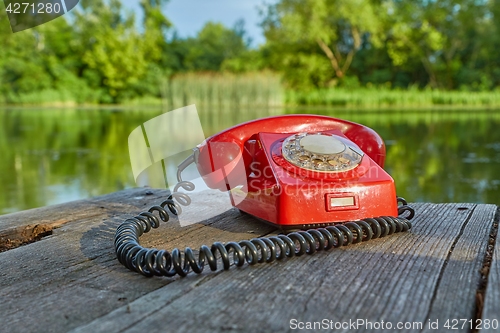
[115,115,415,277]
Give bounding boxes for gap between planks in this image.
[479,207,500,333]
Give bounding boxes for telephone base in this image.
[228,131,398,227]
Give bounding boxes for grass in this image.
[2,89,78,106]
[286,87,500,109]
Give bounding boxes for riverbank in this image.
[3,72,500,109]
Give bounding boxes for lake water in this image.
[1,107,499,215]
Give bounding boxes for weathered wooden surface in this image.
[0,188,498,333]
[481,209,500,333]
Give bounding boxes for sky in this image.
[121,0,277,46]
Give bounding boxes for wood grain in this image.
[0,189,497,333]
[74,202,494,333]
[0,188,274,333]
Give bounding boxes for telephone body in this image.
[193,115,397,227]
[115,114,414,278]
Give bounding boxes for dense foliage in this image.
[1,0,500,104]
[262,0,500,90]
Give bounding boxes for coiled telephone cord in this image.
[114,180,415,278]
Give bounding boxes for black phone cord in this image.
[114,180,415,278]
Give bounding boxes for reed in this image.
[161,71,284,110]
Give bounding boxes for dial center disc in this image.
[299,134,346,155]
[281,132,364,173]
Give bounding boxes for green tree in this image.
[140,0,171,63]
[71,0,149,102]
[260,0,384,88]
[131,0,172,97]
[0,5,92,103]
[385,0,490,89]
[470,0,500,90]
[0,19,51,99]
[181,21,249,71]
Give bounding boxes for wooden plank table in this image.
[0,188,498,333]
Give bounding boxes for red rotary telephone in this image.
[194,114,397,227]
[115,114,414,278]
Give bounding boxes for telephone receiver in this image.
[179,114,398,228]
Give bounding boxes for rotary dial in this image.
[282,132,364,172]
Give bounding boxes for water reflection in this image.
[0,107,499,215]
